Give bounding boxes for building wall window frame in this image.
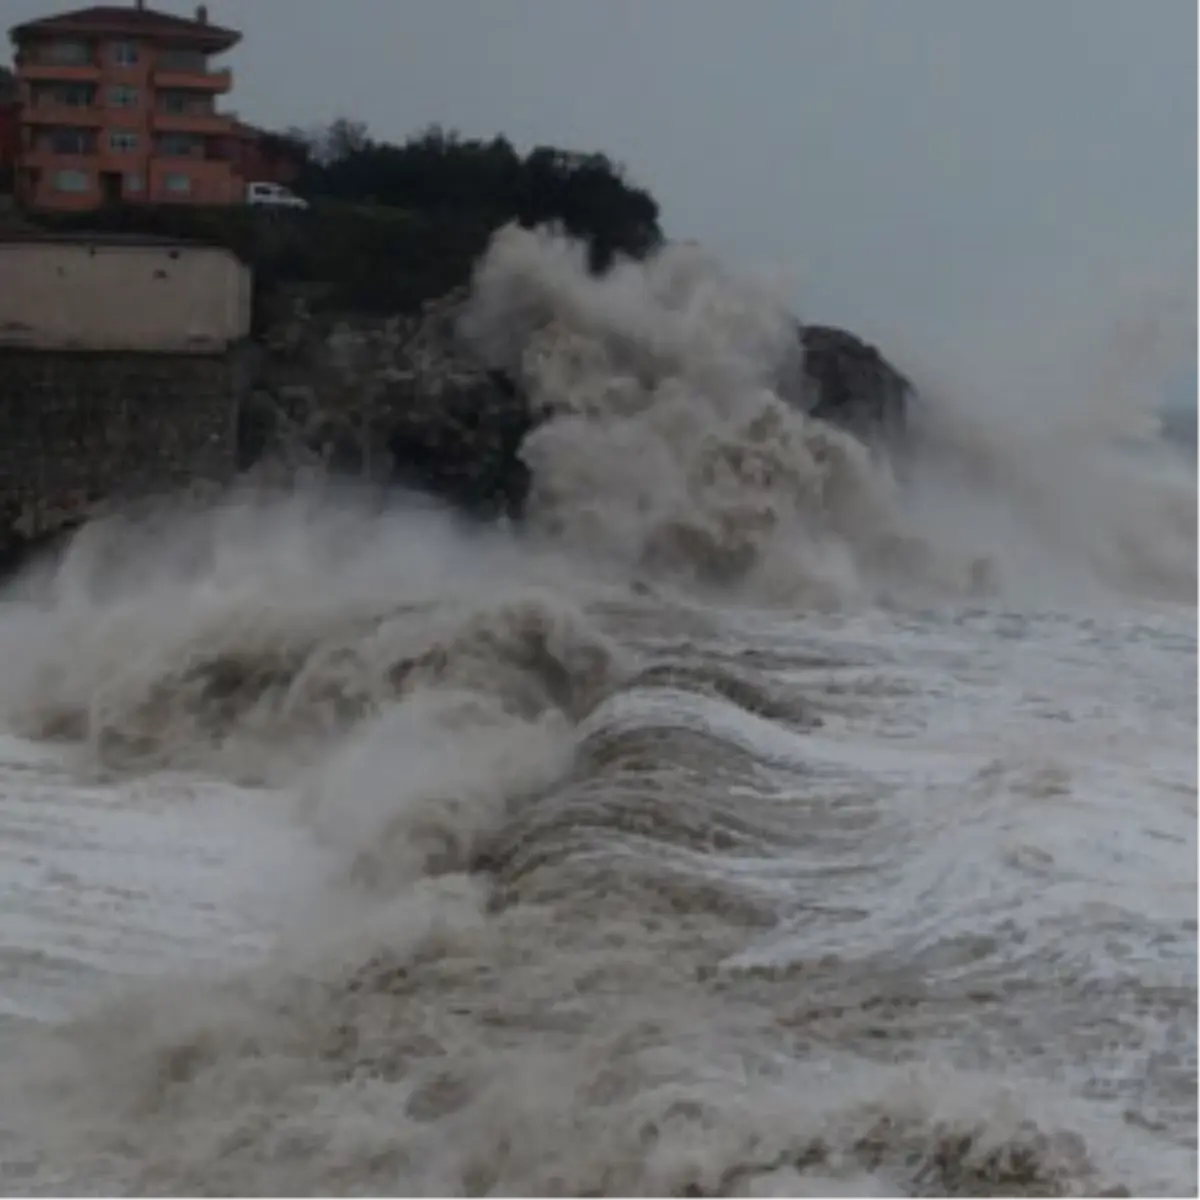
[156,132,203,157]
[110,41,139,67]
[52,168,91,192]
[43,40,92,66]
[109,85,140,108]
[109,128,139,152]
[159,91,213,116]
[34,83,96,109]
[158,49,207,73]
[163,172,192,194]
[41,127,96,154]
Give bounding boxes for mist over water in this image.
[0,227,1194,1196]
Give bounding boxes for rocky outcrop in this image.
[797,324,912,450]
[242,287,535,519]
[243,290,915,521]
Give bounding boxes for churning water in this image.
[0,228,1194,1196]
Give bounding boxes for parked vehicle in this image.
[246,181,308,209]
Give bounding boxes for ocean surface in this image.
[0,229,1194,1196]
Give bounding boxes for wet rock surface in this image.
[242,288,534,519]
[797,324,912,450]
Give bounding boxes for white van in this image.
[246,181,308,209]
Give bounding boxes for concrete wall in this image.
[0,348,243,550]
[0,238,251,353]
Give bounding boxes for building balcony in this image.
[18,62,102,84]
[152,67,232,93]
[152,109,235,136]
[22,104,105,127]
[22,147,97,170]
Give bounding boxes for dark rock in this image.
[243,287,535,519]
[383,374,533,519]
[797,324,912,450]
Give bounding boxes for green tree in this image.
[295,120,662,268]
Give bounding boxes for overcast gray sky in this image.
[6,0,1197,368]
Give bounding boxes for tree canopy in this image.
[293,121,663,269]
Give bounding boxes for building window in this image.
[52,169,91,192]
[125,173,144,193]
[164,172,192,195]
[109,129,139,152]
[111,41,139,67]
[160,91,212,116]
[109,85,140,107]
[36,83,96,108]
[159,49,207,73]
[45,40,91,66]
[156,133,202,157]
[64,84,96,107]
[43,128,95,154]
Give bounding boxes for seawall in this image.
[0,348,245,560]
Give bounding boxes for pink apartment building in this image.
[9,1,242,210]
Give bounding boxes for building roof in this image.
[9,5,240,53]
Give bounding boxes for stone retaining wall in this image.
[0,348,244,553]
